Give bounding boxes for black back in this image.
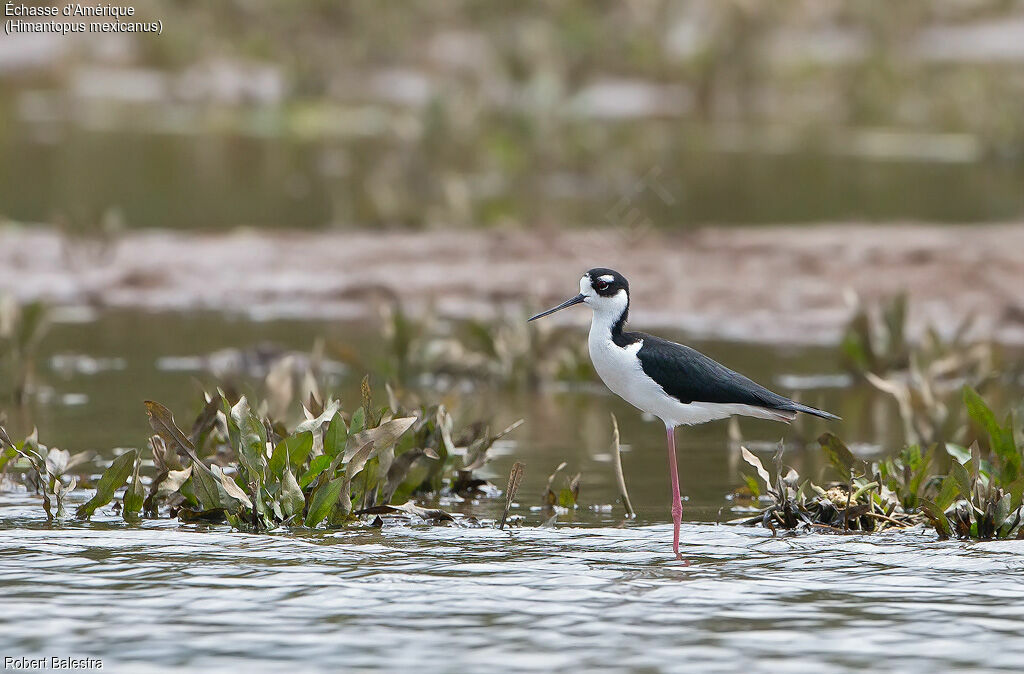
[629,332,838,419]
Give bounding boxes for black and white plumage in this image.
[528,267,838,560]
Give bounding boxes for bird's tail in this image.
[788,402,841,421]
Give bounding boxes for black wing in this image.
[632,333,839,420]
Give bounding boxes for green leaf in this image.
[0,445,16,473]
[993,492,1014,530]
[348,407,366,435]
[269,431,314,478]
[817,432,859,476]
[300,454,332,489]
[949,460,973,501]
[934,475,961,511]
[323,412,347,458]
[280,468,305,519]
[918,498,952,539]
[123,455,145,518]
[191,461,226,510]
[230,397,268,480]
[905,445,934,505]
[304,476,346,527]
[76,450,138,519]
[945,443,972,465]
[963,386,1020,482]
[742,474,761,499]
[1006,477,1024,511]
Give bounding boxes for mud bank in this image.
[2,223,1023,345]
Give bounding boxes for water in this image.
[2,127,1024,231]
[3,496,1024,673]
[3,310,1024,672]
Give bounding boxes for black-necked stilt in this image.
[529,268,839,560]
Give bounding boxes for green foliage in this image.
[918,389,1024,541]
[132,377,522,531]
[76,450,138,519]
[963,386,1019,484]
[736,389,1023,541]
[878,444,936,511]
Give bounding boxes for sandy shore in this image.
[2,223,1023,345]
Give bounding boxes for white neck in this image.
[586,289,629,343]
[589,305,623,341]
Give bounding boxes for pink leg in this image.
[666,425,687,563]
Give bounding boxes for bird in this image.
[528,268,839,561]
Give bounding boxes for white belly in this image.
[587,329,788,427]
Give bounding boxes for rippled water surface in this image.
[3,496,1024,673]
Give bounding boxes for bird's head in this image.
[528,268,630,322]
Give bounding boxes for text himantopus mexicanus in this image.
[529,268,839,560]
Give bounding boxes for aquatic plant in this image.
[1,375,523,531]
[840,294,911,376]
[373,301,593,390]
[919,387,1024,540]
[0,425,98,519]
[0,297,49,405]
[735,386,1023,540]
[840,293,995,445]
[137,381,523,530]
[735,440,917,534]
[543,461,581,510]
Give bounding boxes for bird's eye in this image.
[594,280,608,291]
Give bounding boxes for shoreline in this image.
[3,223,1024,345]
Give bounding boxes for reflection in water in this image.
[2,497,1024,673]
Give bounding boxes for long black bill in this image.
[528,293,586,321]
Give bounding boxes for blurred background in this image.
[3,0,1024,230]
[2,0,1024,513]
